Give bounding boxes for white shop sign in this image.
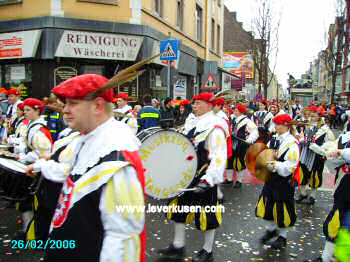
[55,30,143,61]
[0,30,41,60]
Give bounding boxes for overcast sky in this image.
[224,0,337,88]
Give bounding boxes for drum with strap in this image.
[137,127,198,199]
[0,157,40,201]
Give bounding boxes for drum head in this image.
[0,158,27,175]
[138,129,198,199]
[0,144,11,149]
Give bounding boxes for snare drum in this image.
[137,128,198,199]
[0,158,39,201]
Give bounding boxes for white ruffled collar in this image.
[195,111,228,137]
[114,105,132,114]
[71,117,140,175]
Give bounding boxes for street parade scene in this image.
[0,0,350,262]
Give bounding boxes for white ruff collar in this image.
[114,105,132,114]
[70,117,140,175]
[195,111,228,136]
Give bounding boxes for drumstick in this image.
[178,188,198,192]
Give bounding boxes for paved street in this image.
[0,181,334,262]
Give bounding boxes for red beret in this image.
[235,103,247,113]
[116,93,128,101]
[273,114,292,125]
[52,74,114,102]
[17,102,24,111]
[179,99,191,106]
[307,105,318,113]
[192,92,214,104]
[7,88,19,96]
[23,98,45,112]
[213,97,225,106]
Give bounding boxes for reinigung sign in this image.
[55,30,143,61]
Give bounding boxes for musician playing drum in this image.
[158,92,228,262]
[255,114,300,250]
[231,103,259,188]
[297,105,335,205]
[15,98,53,240]
[26,127,80,241]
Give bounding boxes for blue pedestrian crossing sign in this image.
[160,39,180,61]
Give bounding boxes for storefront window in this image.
[118,76,138,103]
[4,64,31,99]
[150,68,166,100]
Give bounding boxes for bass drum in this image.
[137,127,198,200]
[0,157,39,201]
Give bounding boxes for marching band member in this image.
[7,102,29,148]
[26,127,80,241]
[113,92,138,134]
[213,97,232,202]
[231,103,259,188]
[252,100,274,143]
[35,74,145,262]
[267,103,284,134]
[297,106,335,205]
[13,98,53,240]
[255,114,300,249]
[6,88,22,123]
[304,131,350,262]
[159,92,228,262]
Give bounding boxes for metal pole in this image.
[167,32,171,98]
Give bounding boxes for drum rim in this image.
[137,127,191,143]
[138,128,198,200]
[0,158,26,175]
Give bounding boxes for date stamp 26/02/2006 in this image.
[10,240,76,250]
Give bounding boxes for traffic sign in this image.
[160,39,180,61]
[202,73,219,91]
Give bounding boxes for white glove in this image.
[309,143,326,156]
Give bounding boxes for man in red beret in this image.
[113,92,138,134]
[34,74,145,262]
[159,92,228,262]
[231,103,259,188]
[6,87,22,124]
[255,113,300,249]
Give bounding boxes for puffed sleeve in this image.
[99,165,145,262]
[201,127,227,186]
[19,131,52,163]
[32,139,76,183]
[246,120,259,144]
[275,142,299,177]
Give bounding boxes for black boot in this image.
[193,249,214,262]
[157,244,185,258]
[270,236,287,249]
[295,194,308,203]
[233,181,242,189]
[260,229,278,244]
